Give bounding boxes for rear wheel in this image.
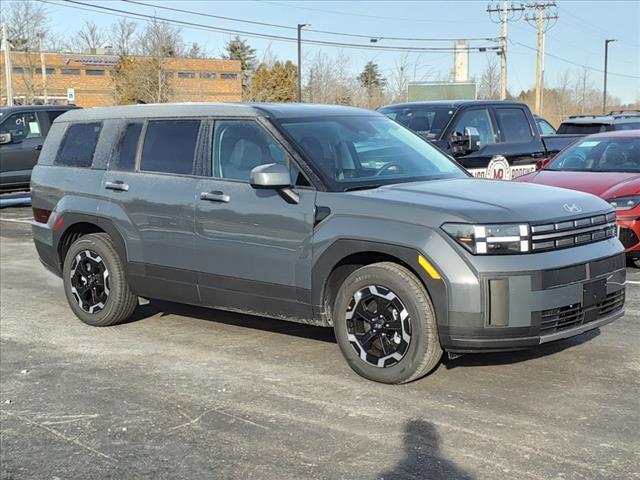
[62,233,137,326]
[333,262,442,384]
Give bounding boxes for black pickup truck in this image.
[378,100,578,180]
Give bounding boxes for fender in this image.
[311,239,449,328]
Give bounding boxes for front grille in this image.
[539,289,625,335]
[530,212,617,252]
[619,226,639,249]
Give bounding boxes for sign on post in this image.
[67,88,75,103]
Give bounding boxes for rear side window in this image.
[55,122,102,167]
[494,108,533,142]
[140,120,200,175]
[111,122,142,171]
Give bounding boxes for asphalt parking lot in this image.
[1,205,638,480]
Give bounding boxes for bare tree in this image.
[110,19,138,56]
[478,55,500,100]
[1,0,49,51]
[138,17,183,58]
[388,53,411,103]
[74,21,106,53]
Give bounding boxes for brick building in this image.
[0,52,242,107]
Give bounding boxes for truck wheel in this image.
[332,262,443,384]
[62,233,137,327]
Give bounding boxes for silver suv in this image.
[31,103,626,383]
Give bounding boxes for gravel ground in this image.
[1,206,639,480]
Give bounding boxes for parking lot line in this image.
[0,217,35,225]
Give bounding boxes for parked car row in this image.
[28,102,628,383]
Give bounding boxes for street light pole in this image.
[603,39,616,114]
[297,23,309,103]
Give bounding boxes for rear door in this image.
[194,118,316,319]
[0,110,44,188]
[103,118,203,304]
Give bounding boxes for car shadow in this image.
[125,299,337,343]
[377,419,474,480]
[442,328,601,369]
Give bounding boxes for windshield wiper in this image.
[343,185,382,192]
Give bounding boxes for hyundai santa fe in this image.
[31,103,626,383]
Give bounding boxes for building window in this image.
[178,71,195,79]
[86,69,105,76]
[12,67,27,74]
[36,67,55,75]
[60,68,81,75]
[163,71,174,79]
[220,73,238,80]
[109,71,118,77]
[200,72,216,80]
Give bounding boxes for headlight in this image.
[608,195,640,211]
[442,223,530,254]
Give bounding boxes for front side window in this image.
[213,120,289,182]
[277,115,466,191]
[111,122,142,171]
[140,120,201,175]
[546,136,640,172]
[452,109,496,146]
[0,112,42,142]
[494,108,533,142]
[55,123,102,167]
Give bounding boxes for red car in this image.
[516,130,640,266]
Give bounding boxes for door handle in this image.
[200,191,230,203]
[35,145,42,151]
[105,180,129,192]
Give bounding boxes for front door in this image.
[104,119,204,304]
[0,110,44,189]
[195,119,316,320]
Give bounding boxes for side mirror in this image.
[0,133,12,145]
[464,126,480,152]
[250,163,292,189]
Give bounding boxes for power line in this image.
[556,5,640,47]
[122,0,500,43]
[44,0,500,53]
[511,40,640,79]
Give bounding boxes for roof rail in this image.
[609,109,640,115]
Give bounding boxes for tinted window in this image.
[60,69,80,75]
[213,120,288,181]
[140,120,200,175]
[557,123,605,135]
[86,69,105,76]
[221,73,238,79]
[379,105,454,139]
[178,72,195,79]
[111,123,142,171]
[453,109,496,146]
[47,110,68,124]
[616,122,640,131]
[495,108,533,142]
[0,112,42,142]
[55,123,102,167]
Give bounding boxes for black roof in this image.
[0,104,80,116]
[378,99,526,110]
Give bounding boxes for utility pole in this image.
[2,22,14,106]
[37,32,48,104]
[603,39,616,114]
[487,1,525,100]
[297,23,310,103]
[525,2,558,115]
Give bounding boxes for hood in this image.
[518,170,640,200]
[347,178,612,224]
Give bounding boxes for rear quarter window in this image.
[55,122,102,168]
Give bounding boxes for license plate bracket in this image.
[583,279,607,308]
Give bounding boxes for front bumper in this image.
[438,248,626,353]
[618,216,640,257]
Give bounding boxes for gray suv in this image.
[31,103,626,384]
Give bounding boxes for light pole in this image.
[297,23,309,103]
[603,39,616,114]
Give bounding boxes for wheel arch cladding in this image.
[313,239,448,327]
[55,214,128,270]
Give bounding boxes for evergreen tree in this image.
[357,61,386,107]
[247,61,297,102]
[222,36,257,95]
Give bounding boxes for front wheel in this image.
[62,233,138,326]
[333,262,443,384]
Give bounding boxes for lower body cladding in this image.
[438,242,626,353]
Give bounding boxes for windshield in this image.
[276,115,467,191]
[378,105,454,139]
[546,136,640,172]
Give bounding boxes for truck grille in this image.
[618,226,639,249]
[530,212,617,252]
[539,289,625,335]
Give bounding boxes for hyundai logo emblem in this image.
[563,203,582,213]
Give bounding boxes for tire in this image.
[332,262,443,384]
[62,233,137,326]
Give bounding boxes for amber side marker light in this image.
[418,255,441,280]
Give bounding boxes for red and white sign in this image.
[467,155,536,181]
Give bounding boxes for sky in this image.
[35,0,640,103]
